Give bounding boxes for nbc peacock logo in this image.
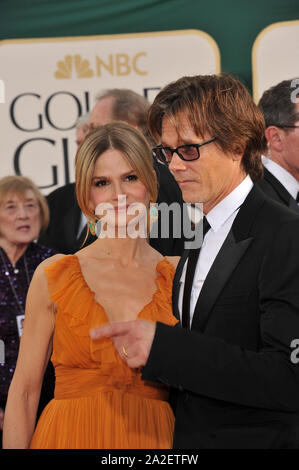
[54,55,94,79]
[54,52,148,78]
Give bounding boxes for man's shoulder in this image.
[257,167,290,205]
[256,186,299,234]
[46,182,76,200]
[236,184,299,241]
[46,183,77,208]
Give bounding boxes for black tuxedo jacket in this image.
[39,160,186,256]
[143,185,299,449]
[257,166,299,214]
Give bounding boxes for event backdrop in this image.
[0,30,219,191]
[252,20,299,102]
[0,0,299,192]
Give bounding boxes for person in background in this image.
[3,123,179,449]
[75,112,90,146]
[0,176,55,445]
[257,79,299,213]
[39,89,185,256]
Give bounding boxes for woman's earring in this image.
[89,220,96,236]
[149,204,158,223]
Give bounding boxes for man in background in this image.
[75,112,90,146]
[39,89,185,256]
[257,79,299,213]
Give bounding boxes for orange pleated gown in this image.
[30,255,178,449]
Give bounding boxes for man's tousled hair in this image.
[148,73,265,181]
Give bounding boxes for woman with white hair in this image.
[0,175,55,443]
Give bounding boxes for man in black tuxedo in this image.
[257,79,299,213]
[39,89,185,256]
[92,74,299,449]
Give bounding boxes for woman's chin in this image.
[12,231,38,245]
[99,218,148,239]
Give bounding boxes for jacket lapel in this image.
[263,167,290,204]
[264,167,299,213]
[172,250,188,320]
[190,185,265,332]
[288,197,299,213]
[191,231,253,331]
[264,167,295,205]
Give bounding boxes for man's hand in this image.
[90,320,156,368]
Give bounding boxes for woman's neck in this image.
[0,239,28,266]
[92,236,151,267]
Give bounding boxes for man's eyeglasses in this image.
[152,137,216,164]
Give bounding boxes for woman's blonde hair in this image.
[0,175,49,233]
[75,121,158,223]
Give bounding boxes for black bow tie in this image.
[202,216,211,238]
[296,192,299,203]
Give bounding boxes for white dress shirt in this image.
[178,175,254,327]
[262,155,299,202]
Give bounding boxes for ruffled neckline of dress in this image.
[45,254,178,384]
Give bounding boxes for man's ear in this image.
[265,126,284,152]
[230,144,244,162]
[232,152,243,162]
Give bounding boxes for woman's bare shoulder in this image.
[165,256,181,269]
[148,246,180,269]
[27,254,70,310]
[33,253,68,275]
[26,255,68,309]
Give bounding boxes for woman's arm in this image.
[3,257,59,448]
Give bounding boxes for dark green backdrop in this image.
[1,0,299,92]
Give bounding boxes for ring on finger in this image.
[122,345,129,358]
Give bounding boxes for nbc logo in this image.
[54,55,94,79]
[54,52,147,79]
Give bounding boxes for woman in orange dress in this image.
[3,122,179,449]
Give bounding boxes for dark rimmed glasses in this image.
[152,137,217,164]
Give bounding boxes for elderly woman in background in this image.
[0,175,55,439]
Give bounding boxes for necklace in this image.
[0,249,30,316]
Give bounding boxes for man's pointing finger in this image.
[90,321,134,340]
